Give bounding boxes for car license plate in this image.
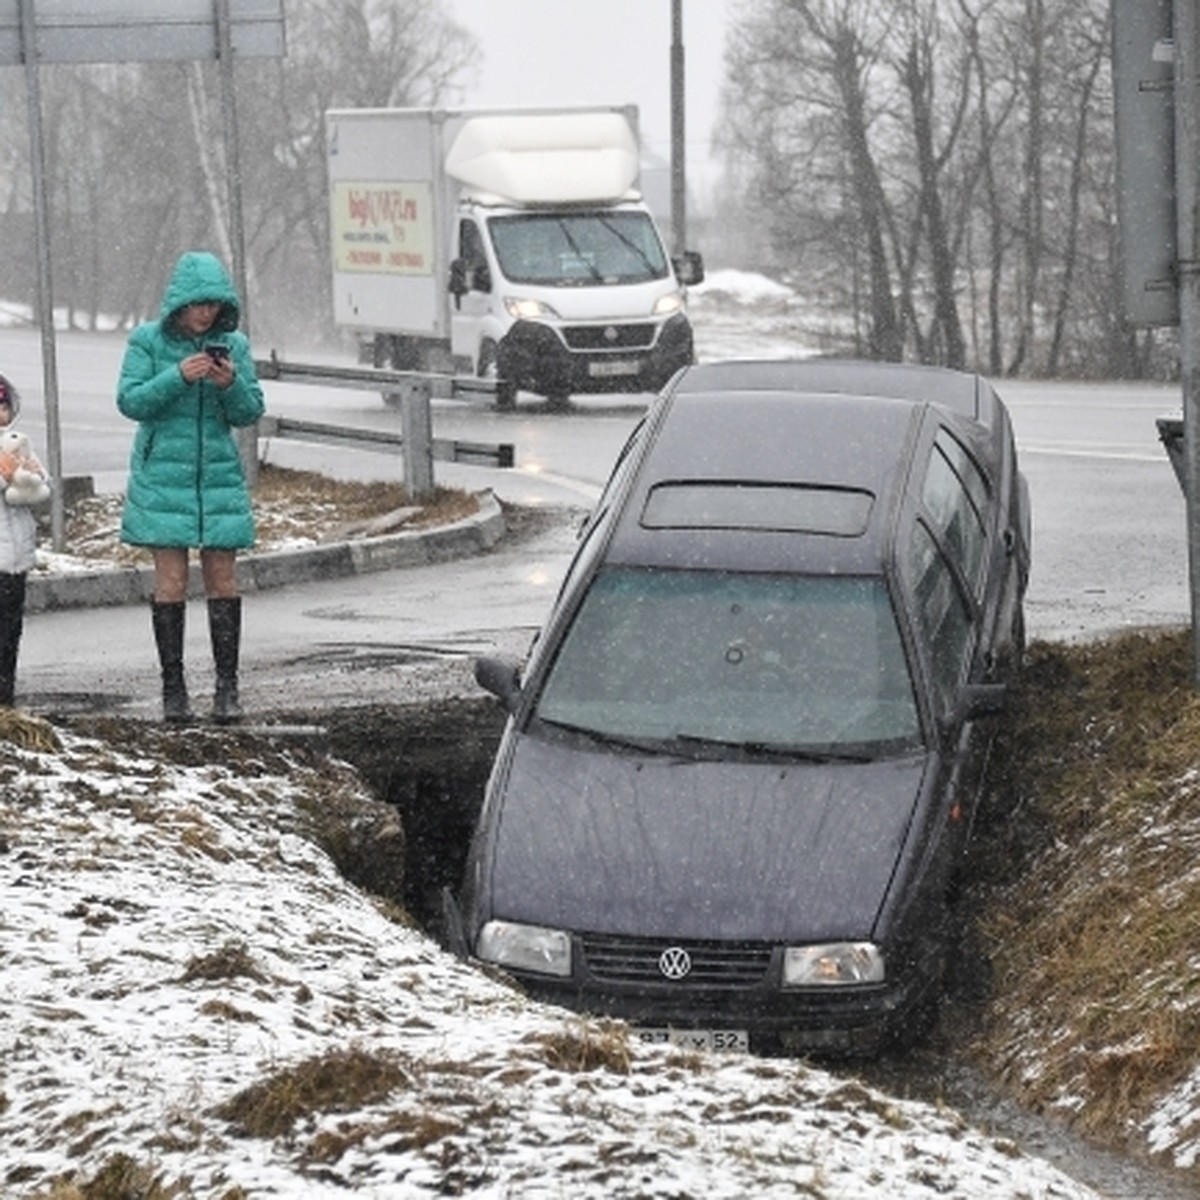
[589,359,640,378]
[635,1027,748,1052]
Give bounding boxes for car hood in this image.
[487,733,929,942]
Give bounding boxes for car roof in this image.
[670,358,997,424]
[606,385,925,575]
[601,358,1013,576]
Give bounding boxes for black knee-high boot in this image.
[208,596,242,725]
[0,572,26,707]
[151,600,192,724]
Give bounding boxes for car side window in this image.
[910,519,974,705]
[922,429,988,594]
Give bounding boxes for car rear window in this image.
[641,483,874,535]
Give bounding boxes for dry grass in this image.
[968,628,1200,1140]
[178,940,267,986]
[26,1156,244,1200]
[0,707,62,751]
[211,1046,417,1139]
[252,464,480,533]
[55,464,480,568]
[524,1020,634,1075]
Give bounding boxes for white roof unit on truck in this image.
[326,105,704,409]
[444,111,640,204]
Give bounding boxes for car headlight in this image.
[653,291,684,316]
[504,296,560,320]
[783,943,885,986]
[476,920,572,977]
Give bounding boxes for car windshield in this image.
[534,568,922,755]
[488,211,670,286]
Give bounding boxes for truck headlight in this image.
[505,296,560,320]
[652,291,684,316]
[477,920,572,977]
[783,943,885,986]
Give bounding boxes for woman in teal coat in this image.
[118,251,265,724]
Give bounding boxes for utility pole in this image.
[1113,0,1200,684]
[1177,0,1200,686]
[18,0,65,551]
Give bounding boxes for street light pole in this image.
[670,0,687,255]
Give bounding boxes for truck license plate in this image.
[635,1027,748,1052]
[589,359,640,378]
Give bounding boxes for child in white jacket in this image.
[0,374,50,706]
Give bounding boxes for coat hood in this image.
[486,732,928,943]
[160,251,240,336]
[0,373,20,421]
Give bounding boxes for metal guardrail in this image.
[258,414,514,468]
[254,353,496,399]
[252,354,512,498]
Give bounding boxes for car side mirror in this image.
[448,258,468,308]
[672,249,705,287]
[938,681,1008,740]
[474,655,523,713]
[450,257,491,297]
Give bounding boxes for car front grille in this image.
[562,322,656,351]
[580,933,774,989]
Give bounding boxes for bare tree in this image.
[717,0,1131,378]
[897,3,970,367]
[0,0,479,345]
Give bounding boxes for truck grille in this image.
[581,934,774,989]
[563,322,656,351]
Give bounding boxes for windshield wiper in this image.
[671,732,876,763]
[536,716,670,754]
[596,216,660,278]
[554,220,604,282]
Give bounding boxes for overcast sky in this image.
[446,0,734,201]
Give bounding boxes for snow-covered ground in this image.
[0,714,1100,1199]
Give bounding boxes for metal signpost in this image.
[1113,0,1200,685]
[0,0,285,548]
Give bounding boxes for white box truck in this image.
[326,104,704,408]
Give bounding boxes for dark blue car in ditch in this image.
[447,358,1031,1055]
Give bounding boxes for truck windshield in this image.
[488,211,670,286]
[534,568,922,755]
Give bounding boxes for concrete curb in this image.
[25,489,506,614]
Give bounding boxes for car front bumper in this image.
[498,312,694,398]
[482,936,942,1056]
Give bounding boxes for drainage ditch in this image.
[305,697,1197,1200]
[311,696,506,927]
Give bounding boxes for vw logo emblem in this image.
[658,946,692,980]
[603,325,619,342]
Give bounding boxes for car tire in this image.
[479,340,516,411]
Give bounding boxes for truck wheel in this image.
[389,338,422,371]
[479,341,516,411]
